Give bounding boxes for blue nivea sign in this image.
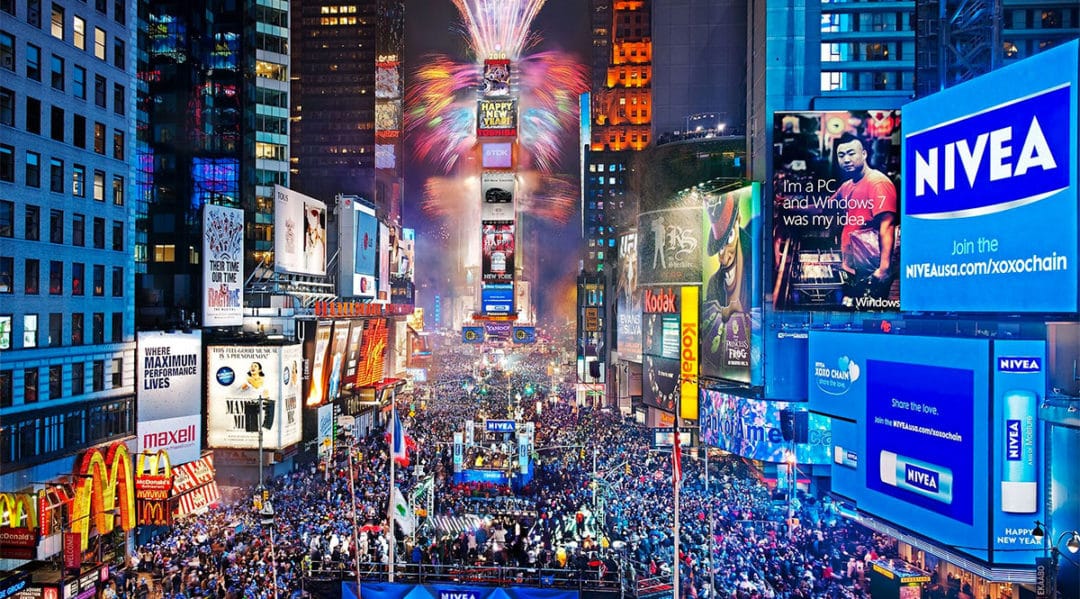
[901,40,1078,313]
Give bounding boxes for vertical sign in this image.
[680,286,699,420]
[202,204,244,327]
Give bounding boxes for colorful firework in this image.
[451,0,546,60]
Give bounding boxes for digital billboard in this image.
[375,62,401,99]
[642,287,681,413]
[462,326,485,344]
[481,222,515,283]
[482,59,511,97]
[274,185,327,276]
[701,183,762,385]
[477,99,518,137]
[772,110,902,311]
[680,286,699,421]
[354,319,387,387]
[615,232,642,361]
[375,101,402,133]
[136,331,203,464]
[342,321,364,389]
[207,344,303,450]
[326,321,352,402]
[378,222,391,302]
[808,332,990,559]
[304,322,332,406]
[512,326,537,344]
[482,142,513,169]
[901,40,1077,313]
[482,283,514,315]
[391,228,415,305]
[202,204,244,327]
[354,202,377,298]
[643,355,680,413]
[699,390,832,465]
[482,172,516,221]
[638,207,704,286]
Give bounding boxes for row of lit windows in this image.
[0,39,126,116]
[1,0,126,33]
[820,41,914,62]
[0,312,123,357]
[0,145,124,203]
[0,398,135,470]
[320,5,358,14]
[0,256,123,298]
[320,16,359,26]
[820,70,914,92]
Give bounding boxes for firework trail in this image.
[451,0,546,60]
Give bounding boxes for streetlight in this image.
[1031,520,1080,599]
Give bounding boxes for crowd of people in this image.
[113,342,894,599]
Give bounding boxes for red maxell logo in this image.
[143,424,196,449]
[644,288,677,313]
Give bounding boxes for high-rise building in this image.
[136,0,290,326]
[0,0,138,501]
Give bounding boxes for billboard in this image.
[304,322,332,407]
[343,321,365,388]
[375,62,401,99]
[355,202,378,298]
[772,110,902,311]
[901,40,1077,313]
[274,185,327,276]
[482,59,511,97]
[391,228,415,305]
[808,332,990,559]
[615,232,642,361]
[482,172,516,221]
[136,331,203,465]
[638,207,704,286]
[202,204,244,327]
[481,283,514,315]
[477,99,518,137]
[680,286,699,421]
[699,390,832,465]
[482,142,513,169]
[207,344,303,450]
[375,101,402,133]
[643,355,680,413]
[512,326,536,344]
[378,222,391,302]
[462,326,485,344]
[326,321,352,401]
[701,183,763,385]
[481,222,515,283]
[354,319,387,387]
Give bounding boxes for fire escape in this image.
[915,0,1003,98]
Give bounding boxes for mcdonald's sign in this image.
[69,442,136,551]
[135,450,173,501]
[137,501,170,527]
[0,492,38,529]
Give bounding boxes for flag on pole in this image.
[388,485,415,535]
[673,429,683,485]
[386,410,409,467]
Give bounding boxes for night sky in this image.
[403,0,591,326]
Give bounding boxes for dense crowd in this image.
[111,341,893,599]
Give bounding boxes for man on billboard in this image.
[831,133,898,306]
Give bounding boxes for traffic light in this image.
[625,463,632,476]
[579,447,585,460]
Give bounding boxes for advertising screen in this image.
[207,344,302,449]
[699,390,832,465]
[354,202,377,298]
[638,207,704,286]
[477,99,518,137]
[482,222,515,283]
[274,185,327,276]
[355,319,387,387]
[482,283,514,315]
[701,183,762,385]
[772,110,902,312]
[375,62,401,99]
[482,59,511,97]
[375,101,402,133]
[991,339,1046,564]
[462,326,485,344]
[615,232,642,361]
[482,172,516,221]
[305,322,332,406]
[375,144,397,170]
[643,355,680,413]
[900,41,1078,313]
[326,321,352,401]
[808,332,989,559]
[482,142,514,169]
[343,321,364,389]
[202,204,244,327]
[136,331,203,464]
[378,222,391,302]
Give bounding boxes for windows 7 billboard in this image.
[901,40,1078,312]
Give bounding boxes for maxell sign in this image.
[136,331,203,464]
[137,415,201,465]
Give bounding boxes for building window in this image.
[25,96,40,133]
[73,65,85,99]
[94,76,105,108]
[0,87,13,126]
[72,164,85,197]
[112,38,123,69]
[0,256,11,293]
[111,266,122,296]
[24,368,38,403]
[96,0,106,13]
[0,31,13,72]
[24,258,39,294]
[110,358,121,388]
[71,262,84,295]
[93,170,104,201]
[92,312,103,344]
[71,362,84,395]
[112,84,123,115]
[50,54,63,90]
[48,260,62,294]
[72,213,84,246]
[49,157,63,192]
[0,144,12,182]
[25,151,40,187]
[113,0,124,24]
[73,15,85,50]
[50,105,63,141]
[24,205,40,241]
[49,209,62,243]
[23,314,37,347]
[93,121,105,152]
[49,312,61,346]
[93,27,105,60]
[92,264,103,296]
[112,130,123,159]
[73,114,85,147]
[25,43,40,80]
[93,217,104,248]
[111,221,122,251]
[50,3,63,39]
[71,312,83,345]
[0,200,11,237]
[0,370,10,407]
[92,360,103,391]
[153,244,175,262]
[111,312,121,343]
[111,175,123,205]
[49,365,62,399]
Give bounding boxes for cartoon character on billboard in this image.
[702,195,752,378]
[831,132,899,306]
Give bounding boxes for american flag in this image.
[673,429,683,485]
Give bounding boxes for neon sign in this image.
[70,442,135,551]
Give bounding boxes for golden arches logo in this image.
[0,492,38,529]
[136,450,172,479]
[70,442,136,551]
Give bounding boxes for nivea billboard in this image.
[901,40,1078,312]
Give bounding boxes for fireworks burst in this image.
[451,0,546,60]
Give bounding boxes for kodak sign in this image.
[70,442,135,551]
[680,286,699,420]
[644,288,678,314]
